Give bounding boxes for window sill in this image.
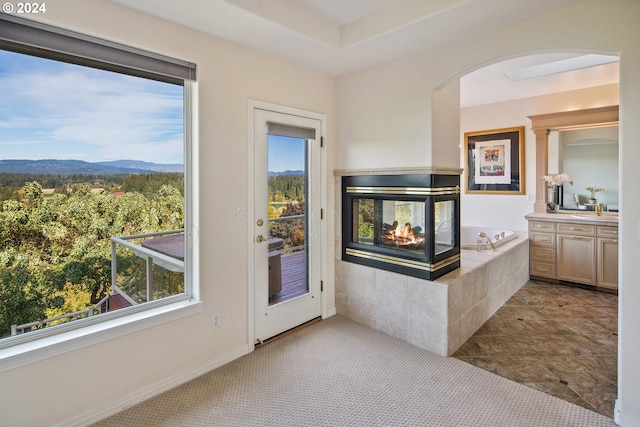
[0,300,203,373]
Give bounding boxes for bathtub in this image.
[460,226,516,250]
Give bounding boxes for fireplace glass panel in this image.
[434,200,455,255]
[352,198,375,246]
[352,198,426,255]
[380,200,426,254]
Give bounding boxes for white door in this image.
[252,107,323,342]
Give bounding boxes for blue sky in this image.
[0,50,184,164]
[268,135,305,172]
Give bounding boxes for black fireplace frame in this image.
[342,174,460,281]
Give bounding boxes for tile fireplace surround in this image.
[334,169,529,356]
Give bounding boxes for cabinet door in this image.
[597,237,618,290]
[556,234,596,285]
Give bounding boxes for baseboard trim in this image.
[615,399,640,427]
[63,343,251,427]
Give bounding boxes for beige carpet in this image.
[93,316,616,426]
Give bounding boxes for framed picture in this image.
[464,126,525,194]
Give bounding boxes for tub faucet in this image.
[478,232,496,250]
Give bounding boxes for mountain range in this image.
[0,159,183,175]
[268,170,304,177]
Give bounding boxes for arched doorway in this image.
[448,52,619,418]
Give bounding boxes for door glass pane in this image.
[434,200,455,255]
[267,135,308,306]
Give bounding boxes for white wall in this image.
[337,0,640,424]
[0,1,337,426]
[460,84,619,232]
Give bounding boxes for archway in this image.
[441,51,620,418]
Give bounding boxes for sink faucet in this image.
[478,232,496,250]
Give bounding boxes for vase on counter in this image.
[543,173,573,213]
[546,185,562,213]
[586,186,603,205]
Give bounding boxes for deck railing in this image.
[11,294,110,336]
[268,215,305,254]
[110,229,184,305]
[10,229,185,336]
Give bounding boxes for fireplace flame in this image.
[395,223,414,240]
[384,221,424,247]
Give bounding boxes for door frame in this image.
[247,99,328,350]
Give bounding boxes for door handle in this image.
[256,235,267,243]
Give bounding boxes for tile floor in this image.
[453,279,618,418]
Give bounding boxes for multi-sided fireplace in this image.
[342,174,460,281]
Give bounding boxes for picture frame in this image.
[464,126,525,194]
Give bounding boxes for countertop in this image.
[525,212,618,227]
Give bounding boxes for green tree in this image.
[0,250,52,335]
[269,202,305,249]
[268,175,304,202]
[121,173,184,197]
[0,179,185,337]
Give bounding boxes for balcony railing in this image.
[11,295,110,336]
[110,229,185,305]
[9,229,184,337]
[268,214,305,254]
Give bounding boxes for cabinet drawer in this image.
[530,231,555,247]
[530,221,555,232]
[556,222,595,236]
[531,247,555,262]
[530,261,556,278]
[598,226,619,239]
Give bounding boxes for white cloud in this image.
[0,54,184,164]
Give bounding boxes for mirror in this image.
[528,105,619,214]
[548,126,619,211]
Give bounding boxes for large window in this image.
[0,15,196,346]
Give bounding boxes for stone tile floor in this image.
[453,280,618,418]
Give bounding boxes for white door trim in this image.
[247,99,328,350]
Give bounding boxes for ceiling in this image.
[112,0,619,107]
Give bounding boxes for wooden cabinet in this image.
[527,217,617,290]
[529,221,556,279]
[597,226,619,290]
[556,225,596,285]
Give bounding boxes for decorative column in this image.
[533,128,550,213]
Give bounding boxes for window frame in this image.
[0,15,200,363]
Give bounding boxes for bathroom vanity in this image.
[525,212,618,291]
